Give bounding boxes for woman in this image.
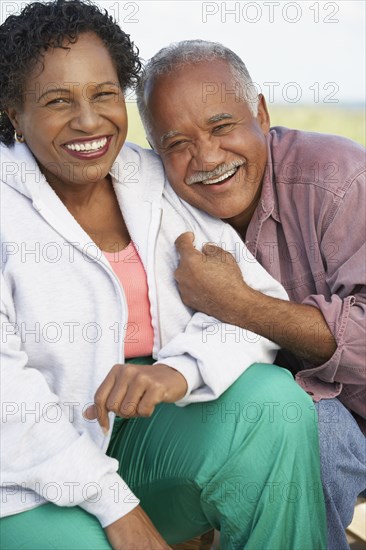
[0,1,327,548]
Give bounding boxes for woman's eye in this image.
[46,97,68,106]
[94,91,117,100]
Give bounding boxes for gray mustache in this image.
[186,160,244,185]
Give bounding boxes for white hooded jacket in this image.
[0,142,288,526]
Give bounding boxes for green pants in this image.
[0,363,327,549]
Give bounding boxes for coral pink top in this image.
[104,242,154,358]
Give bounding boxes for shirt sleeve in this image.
[157,226,289,405]
[0,274,139,527]
[295,171,366,419]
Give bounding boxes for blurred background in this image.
[2,0,364,147]
[92,0,365,148]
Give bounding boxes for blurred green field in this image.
[126,102,365,148]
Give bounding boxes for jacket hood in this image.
[0,141,166,207]
[0,142,44,207]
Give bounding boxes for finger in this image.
[119,384,148,418]
[108,363,148,418]
[83,403,98,420]
[83,404,114,436]
[136,388,163,417]
[119,400,140,418]
[202,241,223,256]
[83,403,112,435]
[94,367,119,433]
[175,231,196,257]
[203,243,237,266]
[105,381,129,416]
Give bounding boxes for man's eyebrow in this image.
[160,130,181,145]
[37,81,120,102]
[159,113,234,145]
[207,113,233,124]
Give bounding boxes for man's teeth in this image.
[202,166,238,185]
[65,137,108,152]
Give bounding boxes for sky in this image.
[95,0,366,105]
[2,0,365,105]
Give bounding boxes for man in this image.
[136,40,366,549]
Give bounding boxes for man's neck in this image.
[225,190,262,241]
[226,215,248,241]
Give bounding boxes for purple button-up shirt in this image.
[246,126,366,433]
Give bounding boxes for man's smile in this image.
[186,160,245,186]
[200,165,241,185]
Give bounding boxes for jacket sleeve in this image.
[0,274,139,526]
[295,172,366,418]
[156,226,289,405]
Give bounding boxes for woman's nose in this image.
[69,102,102,133]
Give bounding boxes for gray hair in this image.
[136,39,259,144]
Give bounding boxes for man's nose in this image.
[189,138,226,173]
[69,102,102,133]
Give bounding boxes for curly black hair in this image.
[0,0,141,146]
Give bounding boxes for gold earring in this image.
[14,130,25,143]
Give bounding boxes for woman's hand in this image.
[105,505,171,549]
[84,363,187,432]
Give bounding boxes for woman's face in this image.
[7,32,128,188]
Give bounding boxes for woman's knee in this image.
[227,363,314,411]
[0,504,111,549]
[202,363,317,450]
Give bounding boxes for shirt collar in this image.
[258,131,280,223]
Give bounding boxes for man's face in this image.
[147,60,270,232]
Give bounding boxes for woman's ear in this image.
[5,107,21,132]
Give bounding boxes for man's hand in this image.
[175,231,249,323]
[84,363,187,432]
[175,232,336,365]
[104,505,171,549]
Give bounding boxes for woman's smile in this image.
[62,134,112,159]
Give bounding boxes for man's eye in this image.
[213,123,234,134]
[167,140,188,150]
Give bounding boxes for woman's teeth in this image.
[202,166,238,185]
[65,137,107,152]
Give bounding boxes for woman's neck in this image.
[42,167,130,252]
